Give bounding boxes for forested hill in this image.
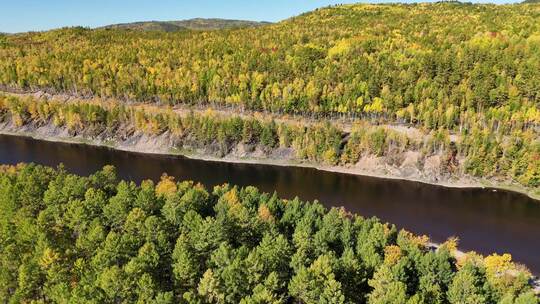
[0,3,539,189]
[100,18,271,32]
[1,3,539,126]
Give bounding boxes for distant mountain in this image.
[100,18,271,32]
[522,0,540,3]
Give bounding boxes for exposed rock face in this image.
[0,116,529,197]
[0,112,445,179]
[351,151,451,184]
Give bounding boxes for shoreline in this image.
[3,128,540,284]
[1,128,538,202]
[2,90,538,201]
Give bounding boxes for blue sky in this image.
[1,0,520,33]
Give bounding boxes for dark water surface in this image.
[1,134,539,273]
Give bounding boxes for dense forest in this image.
[0,164,536,303]
[1,2,540,303]
[0,2,539,191]
[1,3,540,132]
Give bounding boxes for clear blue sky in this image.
[1,0,519,33]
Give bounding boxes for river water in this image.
[0,134,539,273]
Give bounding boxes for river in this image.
[0,134,539,273]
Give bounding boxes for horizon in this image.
[1,0,523,34]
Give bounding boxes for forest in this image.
[1,3,540,132]
[0,164,536,303]
[0,2,539,190]
[1,2,540,303]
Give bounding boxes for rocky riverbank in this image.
[0,117,537,201]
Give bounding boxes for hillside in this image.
[0,3,539,191]
[2,3,539,121]
[100,18,270,32]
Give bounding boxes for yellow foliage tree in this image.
[156,174,177,197]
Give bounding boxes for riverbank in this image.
[1,90,539,201]
[1,122,538,202]
[1,132,540,291]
